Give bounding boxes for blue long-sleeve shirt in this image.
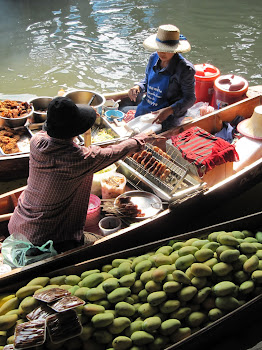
[137,52,196,130]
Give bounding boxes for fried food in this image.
[0,126,24,154]
[0,100,32,119]
[115,196,145,217]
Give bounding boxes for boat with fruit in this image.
[0,210,262,350]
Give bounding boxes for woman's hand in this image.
[128,85,141,102]
[152,106,174,124]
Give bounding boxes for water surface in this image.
[0,0,261,98]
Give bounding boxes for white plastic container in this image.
[99,216,122,235]
[125,113,162,134]
[91,163,117,197]
[101,173,126,199]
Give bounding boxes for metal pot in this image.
[64,90,106,118]
[28,96,53,123]
[0,104,34,128]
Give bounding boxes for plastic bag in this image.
[187,102,215,119]
[2,233,58,269]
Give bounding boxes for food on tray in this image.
[26,304,55,321]
[0,100,32,119]
[14,319,46,349]
[153,145,171,160]
[0,126,26,154]
[46,309,82,343]
[101,173,126,199]
[115,195,145,217]
[91,128,115,143]
[132,149,171,181]
[33,287,71,303]
[49,295,85,312]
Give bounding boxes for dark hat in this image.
[43,97,96,139]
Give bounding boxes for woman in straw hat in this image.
[125,24,196,132]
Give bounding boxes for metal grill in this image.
[118,143,205,201]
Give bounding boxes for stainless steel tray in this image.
[0,126,33,156]
[114,190,163,219]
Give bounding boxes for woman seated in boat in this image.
[123,24,196,132]
[8,97,163,254]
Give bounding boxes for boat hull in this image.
[1,211,262,350]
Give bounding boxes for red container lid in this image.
[194,63,220,81]
[214,74,248,93]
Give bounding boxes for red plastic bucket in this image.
[194,63,220,104]
[212,74,249,109]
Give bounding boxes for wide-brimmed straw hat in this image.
[43,97,96,139]
[237,105,262,140]
[143,24,191,53]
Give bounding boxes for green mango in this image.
[112,335,132,350]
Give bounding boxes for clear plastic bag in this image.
[2,233,57,269]
[187,102,215,119]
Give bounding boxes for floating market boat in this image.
[0,89,261,180]
[1,210,262,350]
[0,94,262,282]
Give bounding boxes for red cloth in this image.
[171,126,239,176]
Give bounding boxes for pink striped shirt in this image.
[8,131,145,245]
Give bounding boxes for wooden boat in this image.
[1,88,261,180]
[0,94,262,283]
[1,211,262,350]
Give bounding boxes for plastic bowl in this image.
[84,194,101,229]
[103,99,119,111]
[105,110,125,122]
[99,216,122,235]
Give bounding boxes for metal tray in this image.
[0,126,33,156]
[78,118,122,146]
[114,190,163,219]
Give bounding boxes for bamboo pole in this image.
[84,129,92,147]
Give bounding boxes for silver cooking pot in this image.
[64,90,106,118]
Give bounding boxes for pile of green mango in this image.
[1,229,262,350]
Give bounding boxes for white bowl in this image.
[99,216,122,235]
[103,99,119,111]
